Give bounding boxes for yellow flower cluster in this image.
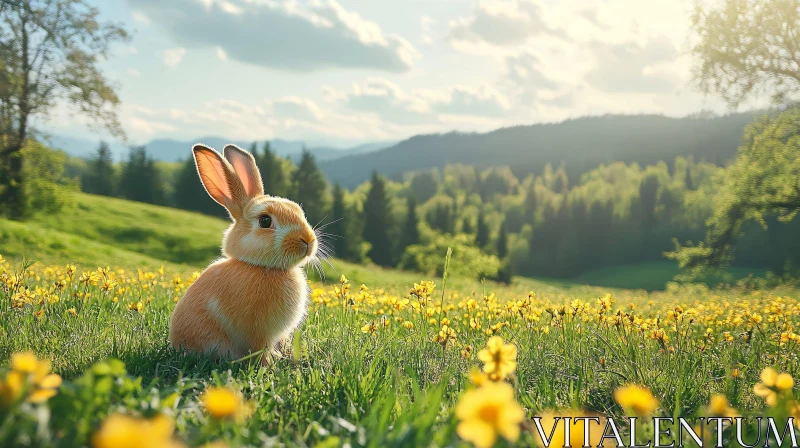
[92,413,184,448]
[457,337,525,448]
[0,352,62,407]
[0,258,198,316]
[311,276,800,359]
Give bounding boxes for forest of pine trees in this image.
[72,140,800,283]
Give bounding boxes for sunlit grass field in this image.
[1,194,799,447]
[1,255,799,447]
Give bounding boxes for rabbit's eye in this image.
[259,215,273,229]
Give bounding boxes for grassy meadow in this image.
[1,194,799,447]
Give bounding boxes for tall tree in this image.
[691,0,800,107]
[461,216,473,235]
[475,209,490,249]
[291,149,328,227]
[638,173,660,232]
[363,171,393,266]
[668,0,800,276]
[668,109,800,273]
[684,165,695,191]
[496,220,508,259]
[523,183,538,224]
[329,183,350,260]
[0,0,129,219]
[82,142,115,196]
[400,196,420,254]
[255,141,288,197]
[119,146,164,205]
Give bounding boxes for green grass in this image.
[574,261,769,290]
[0,217,188,271]
[29,193,228,266]
[1,193,799,447]
[0,257,798,447]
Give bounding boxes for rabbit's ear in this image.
[192,144,246,219]
[223,144,264,198]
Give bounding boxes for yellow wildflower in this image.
[614,384,659,416]
[92,413,183,448]
[456,381,524,448]
[707,394,738,418]
[754,367,794,407]
[477,336,517,381]
[201,387,244,420]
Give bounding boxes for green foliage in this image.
[363,172,394,267]
[329,184,368,263]
[0,0,130,219]
[691,0,800,107]
[291,150,329,227]
[255,141,291,198]
[400,196,420,252]
[81,142,116,197]
[119,147,166,206]
[495,219,508,258]
[667,109,800,278]
[20,141,77,218]
[399,233,500,280]
[409,170,439,203]
[475,209,490,250]
[321,114,756,193]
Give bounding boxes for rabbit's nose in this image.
[300,237,314,255]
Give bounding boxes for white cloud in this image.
[585,36,680,93]
[330,78,512,125]
[215,46,228,61]
[270,97,325,122]
[162,47,186,68]
[433,84,511,117]
[448,0,566,49]
[131,11,151,25]
[127,68,141,78]
[420,16,435,45]
[129,0,419,72]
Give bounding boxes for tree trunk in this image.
[0,148,24,220]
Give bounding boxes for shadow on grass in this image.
[56,344,267,385]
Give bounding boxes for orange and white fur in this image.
[169,144,317,365]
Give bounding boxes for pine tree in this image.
[496,220,508,258]
[523,183,537,224]
[363,171,393,266]
[638,173,660,232]
[255,141,290,197]
[330,184,350,260]
[291,149,329,227]
[119,146,165,205]
[685,165,695,191]
[83,142,116,196]
[461,217,473,235]
[400,196,420,254]
[475,209,490,249]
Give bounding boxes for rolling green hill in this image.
[321,112,758,188]
[1,192,632,297]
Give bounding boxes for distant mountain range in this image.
[46,111,762,189]
[319,112,760,188]
[44,134,393,163]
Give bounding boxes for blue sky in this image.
[43,0,763,147]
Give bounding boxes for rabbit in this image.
[169,143,318,365]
